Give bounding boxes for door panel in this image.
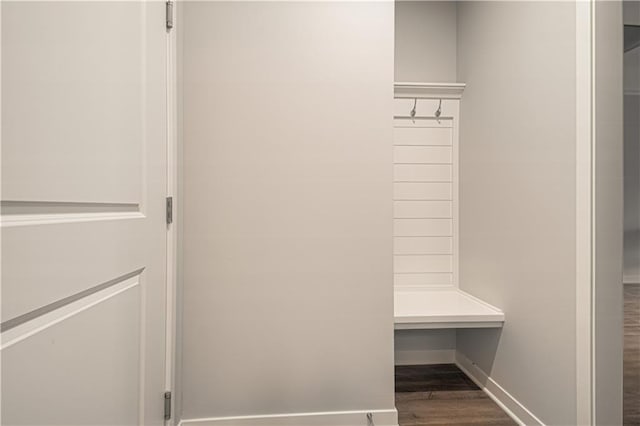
[1,220,143,322]
[1,2,167,425]
[2,282,141,425]
[1,1,144,203]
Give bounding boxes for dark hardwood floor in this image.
[625,284,640,425]
[394,286,639,425]
[395,364,516,426]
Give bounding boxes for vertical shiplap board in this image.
[393,115,457,289]
[181,1,394,421]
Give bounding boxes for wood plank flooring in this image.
[625,284,640,425]
[395,286,639,425]
[395,364,516,426]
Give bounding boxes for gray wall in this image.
[625,94,640,282]
[394,330,455,366]
[625,0,640,25]
[593,2,624,423]
[395,1,457,82]
[625,0,640,283]
[455,2,578,424]
[179,1,395,421]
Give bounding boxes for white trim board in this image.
[574,2,594,423]
[624,275,640,285]
[179,409,398,426]
[455,352,545,426]
[394,82,466,99]
[165,4,179,424]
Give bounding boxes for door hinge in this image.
[166,196,173,225]
[164,391,172,420]
[166,0,174,31]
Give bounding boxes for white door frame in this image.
[165,1,179,423]
[576,1,624,424]
[575,2,594,423]
[161,2,622,424]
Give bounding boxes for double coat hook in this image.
[409,98,443,123]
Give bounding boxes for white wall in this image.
[455,2,578,424]
[395,1,457,83]
[179,2,395,423]
[393,0,458,367]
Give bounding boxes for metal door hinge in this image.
[166,197,173,225]
[166,0,174,31]
[164,391,172,420]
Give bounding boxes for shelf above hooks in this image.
[394,82,466,100]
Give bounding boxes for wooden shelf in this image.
[394,288,505,330]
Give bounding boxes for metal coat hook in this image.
[435,99,442,118]
[366,412,374,426]
[410,98,417,123]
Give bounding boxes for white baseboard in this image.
[179,409,398,426]
[624,274,640,285]
[455,352,545,426]
[394,349,455,366]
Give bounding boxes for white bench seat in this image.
[394,288,505,329]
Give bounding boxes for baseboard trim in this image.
[394,349,455,366]
[623,275,640,285]
[179,408,398,426]
[455,352,545,426]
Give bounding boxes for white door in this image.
[1,2,168,425]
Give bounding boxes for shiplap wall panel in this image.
[393,101,458,120]
[394,146,452,164]
[394,165,452,182]
[393,127,453,146]
[394,255,453,273]
[394,219,452,237]
[394,182,452,200]
[394,237,452,255]
[394,201,452,218]
[393,114,457,289]
[394,273,453,287]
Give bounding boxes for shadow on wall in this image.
[625,230,640,283]
[624,92,640,283]
[394,329,456,366]
[456,328,503,383]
